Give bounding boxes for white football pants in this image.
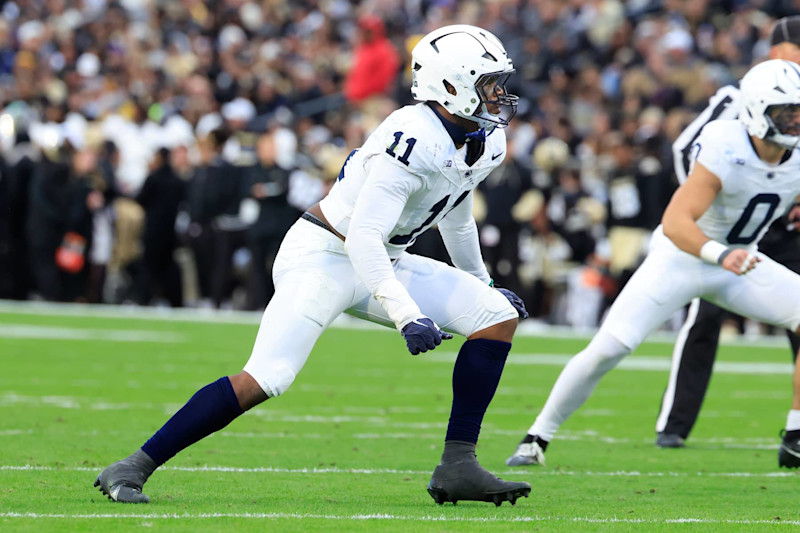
[530,228,800,441]
[243,218,518,397]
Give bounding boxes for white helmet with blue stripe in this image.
[740,59,800,150]
[410,25,518,133]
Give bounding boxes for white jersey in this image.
[319,102,504,329]
[672,84,741,183]
[527,86,800,448]
[242,103,517,397]
[686,119,800,248]
[320,103,506,256]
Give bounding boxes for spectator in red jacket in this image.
[343,15,400,102]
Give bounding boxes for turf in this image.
[1,304,800,532]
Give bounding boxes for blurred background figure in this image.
[0,102,37,300]
[343,15,400,104]
[244,132,295,310]
[134,147,186,307]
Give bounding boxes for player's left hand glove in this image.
[401,317,453,355]
[497,288,529,319]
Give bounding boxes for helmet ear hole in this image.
[443,80,457,96]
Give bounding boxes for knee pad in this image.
[246,360,297,398]
[465,288,519,336]
[586,330,631,371]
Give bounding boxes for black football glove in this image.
[497,288,529,319]
[401,317,453,355]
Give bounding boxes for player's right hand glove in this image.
[497,288,529,319]
[401,318,453,355]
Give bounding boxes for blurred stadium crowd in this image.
[0,0,795,324]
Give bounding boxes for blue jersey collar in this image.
[427,103,485,146]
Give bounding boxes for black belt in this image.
[300,212,399,263]
[301,212,340,238]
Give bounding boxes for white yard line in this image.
[0,299,789,347]
[0,426,783,449]
[0,324,185,343]
[0,393,165,410]
[0,429,32,436]
[429,352,795,374]
[0,393,780,443]
[1,464,797,477]
[0,511,797,525]
[0,322,790,375]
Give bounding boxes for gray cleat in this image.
[427,441,531,506]
[656,433,685,448]
[94,449,157,503]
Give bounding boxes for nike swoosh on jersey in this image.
[491,152,504,160]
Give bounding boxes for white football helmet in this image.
[411,25,518,132]
[740,59,800,150]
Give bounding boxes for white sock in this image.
[529,330,631,441]
[786,410,800,431]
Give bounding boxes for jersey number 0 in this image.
[727,193,780,245]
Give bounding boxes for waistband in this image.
[301,212,341,239]
[301,212,401,263]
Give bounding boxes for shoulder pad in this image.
[697,119,741,145]
[372,105,447,176]
[694,120,748,176]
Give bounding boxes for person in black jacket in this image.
[0,154,12,297]
[26,156,69,300]
[24,144,103,302]
[478,151,533,292]
[244,132,297,310]
[0,130,38,300]
[134,148,186,307]
[185,131,229,306]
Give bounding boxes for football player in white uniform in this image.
[506,59,800,468]
[655,17,800,456]
[95,25,531,507]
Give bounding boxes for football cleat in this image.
[655,432,686,449]
[778,430,800,468]
[94,450,156,503]
[428,441,530,506]
[506,435,547,466]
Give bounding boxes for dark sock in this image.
[784,429,800,441]
[445,339,511,443]
[521,433,549,451]
[141,376,244,466]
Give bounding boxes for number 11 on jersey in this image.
[386,131,417,166]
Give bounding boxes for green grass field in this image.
[2,302,800,532]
